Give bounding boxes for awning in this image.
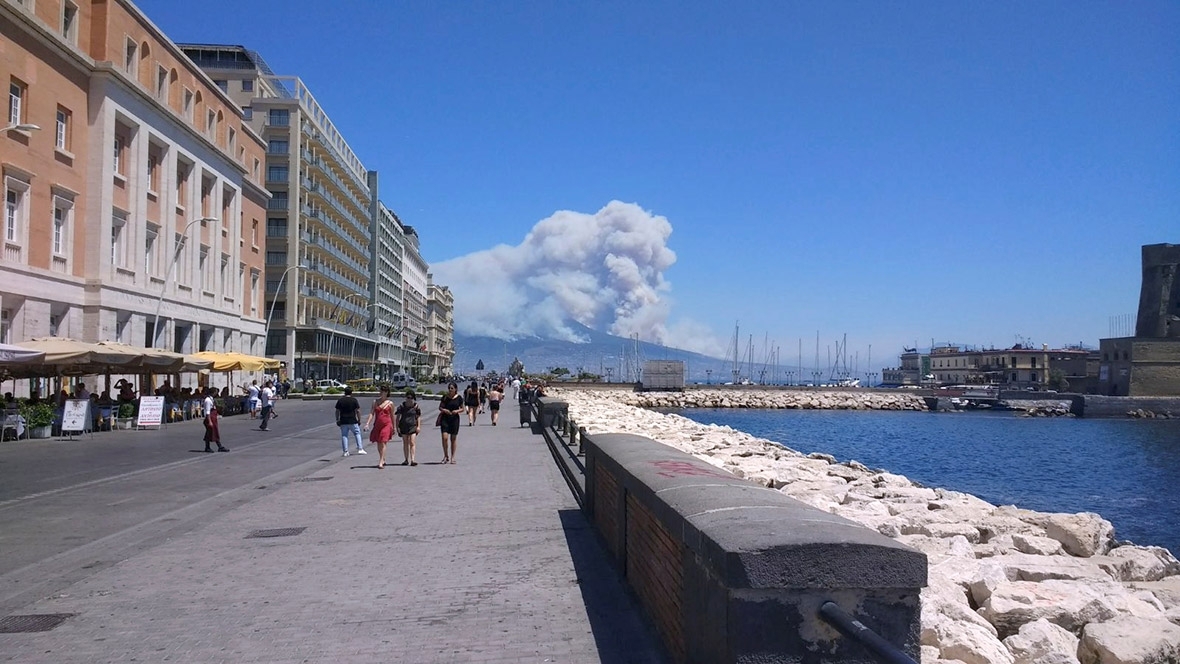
[189,351,281,372]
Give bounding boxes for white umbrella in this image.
[0,342,46,365]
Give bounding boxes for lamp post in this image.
[151,217,218,348]
[1,123,40,133]
[324,292,367,385]
[263,263,307,356]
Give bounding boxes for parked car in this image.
[316,379,348,390]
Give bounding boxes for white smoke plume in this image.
[432,201,698,348]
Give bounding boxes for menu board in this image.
[137,396,165,428]
[61,399,90,433]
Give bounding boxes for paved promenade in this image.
[0,397,665,663]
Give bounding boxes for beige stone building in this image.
[1,0,268,354]
[921,344,1088,390]
[1098,243,1180,396]
[426,277,454,377]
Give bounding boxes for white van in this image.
[390,373,416,389]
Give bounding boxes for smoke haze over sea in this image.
[432,201,725,357]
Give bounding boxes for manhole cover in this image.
[245,527,307,539]
[0,614,76,633]
[298,476,333,482]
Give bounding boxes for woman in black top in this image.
[438,382,464,464]
[463,381,480,427]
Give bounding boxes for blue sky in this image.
[139,0,1179,373]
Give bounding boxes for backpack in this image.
[398,404,418,432]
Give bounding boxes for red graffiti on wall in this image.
[650,459,731,479]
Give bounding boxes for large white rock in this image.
[1093,546,1180,583]
[922,606,1014,664]
[1013,533,1067,556]
[1029,512,1116,558]
[980,579,1164,638]
[987,553,1115,583]
[1078,616,1180,664]
[1002,618,1080,664]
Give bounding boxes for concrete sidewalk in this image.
[0,399,666,663]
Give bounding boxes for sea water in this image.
[669,408,1180,555]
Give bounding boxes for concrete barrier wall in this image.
[583,432,927,663]
[1081,395,1180,418]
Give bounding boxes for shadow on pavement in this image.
[558,509,669,664]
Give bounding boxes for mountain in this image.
[452,322,736,382]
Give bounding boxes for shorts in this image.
[489,401,500,411]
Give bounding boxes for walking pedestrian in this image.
[202,388,229,453]
[478,383,488,413]
[393,389,421,466]
[246,380,260,419]
[464,381,480,426]
[511,377,521,400]
[364,385,395,468]
[438,382,464,464]
[335,386,366,457]
[487,383,503,426]
[258,381,275,430]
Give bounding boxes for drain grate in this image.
[0,614,76,633]
[298,476,333,482]
[246,527,307,539]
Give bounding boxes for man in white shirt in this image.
[258,381,275,431]
[511,377,521,400]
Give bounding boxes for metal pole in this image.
[263,264,306,352]
[152,217,216,349]
[324,292,365,385]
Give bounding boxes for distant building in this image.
[425,277,454,377]
[1098,243,1180,396]
[882,349,928,387]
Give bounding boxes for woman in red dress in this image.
[363,386,395,468]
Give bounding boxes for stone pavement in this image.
[0,399,667,663]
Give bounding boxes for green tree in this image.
[1047,369,1070,392]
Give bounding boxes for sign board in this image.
[61,399,90,433]
[137,396,165,428]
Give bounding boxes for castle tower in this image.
[1135,243,1180,339]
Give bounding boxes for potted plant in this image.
[21,402,56,438]
[116,402,136,429]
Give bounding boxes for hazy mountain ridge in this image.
[452,321,732,381]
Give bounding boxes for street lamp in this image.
[1,123,40,133]
[263,263,307,353]
[325,292,367,385]
[151,217,218,348]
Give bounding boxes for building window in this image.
[124,39,137,74]
[266,250,286,265]
[147,152,158,193]
[1011,372,1018,383]
[241,79,254,92]
[268,109,289,126]
[145,224,158,274]
[267,139,288,154]
[156,66,168,99]
[228,127,236,154]
[242,106,253,120]
[1030,372,1038,383]
[199,247,209,291]
[5,187,22,242]
[52,196,73,255]
[8,79,25,125]
[62,1,78,42]
[267,165,288,181]
[55,106,70,150]
[251,219,258,246]
[268,191,288,210]
[206,109,215,136]
[220,255,229,292]
[183,89,194,120]
[111,210,127,267]
[0,309,9,344]
[266,218,287,237]
[113,136,123,174]
[213,80,228,93]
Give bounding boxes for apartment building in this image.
[180,44,390,383]
[400,224,429,378]
[426,277,454,377]
[2,0,268,352]
[926,344,1088,389]
[371,200,405,380]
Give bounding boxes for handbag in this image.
[435,412,443,426]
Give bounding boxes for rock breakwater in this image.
[610,388,928,411]
[553,387,1180,664]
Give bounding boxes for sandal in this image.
[441,457,450,464]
